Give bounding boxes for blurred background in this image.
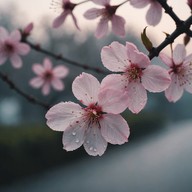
[0,0,192,192]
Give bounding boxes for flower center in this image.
[102,5,118,19]
[43,71,53,81]
[2,41,14,55]
[126,64,143,82]
[63,1,76,11]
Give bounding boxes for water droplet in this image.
[75,139,79,143]
[94,148,97,152]
[72,132,76,136]
[89,147,93,151]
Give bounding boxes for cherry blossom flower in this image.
[130,0,162,26]
[101,41,171,113]
[160,44,192,102]
[0,27,30,68]
[30,58,69,95]
[52,0,79,29]
[84,0,125,38]
[45,72,130,156]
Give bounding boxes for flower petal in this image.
[53,65,69,78]
[84,8,103,19]
[142,65,171,92]
[10,54,22,68]
[130,0,150,8]
[159,52,173,67]
[51,78,64,91]
[101,41,128,72]
[95,18,109,38]
[111,15,125,37]
[127,82,147,113]
[0,27,9,40]
[84,124,107,156]
[10,30,21,41]
[92,0,110,6]
[45,102,84,131]
[100,114,130,145]
[29,77,44,88]
[52,11,69,28]
[43,58,52,70]
[72,73,100,106]
[62,119,86,151]
[0,54,7,65]
[17,43,30,55]
[32,64,45,75]
[173,44,186,65]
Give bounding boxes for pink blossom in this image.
[45,72,130,156]
[101,41,171,113]
[160,44,192,102]
[30,58,69,95]
[130,0,162,26]
[0,27,30,68]
[52,0,79,29]
[84,0,125,38]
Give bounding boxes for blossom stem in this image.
[117,0,129,7]
[77,0,90,5]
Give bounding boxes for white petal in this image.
[159,52,173,67]
[173,44,186,65]
[100,114,130,145]
[45,102,84,131]
[72,73,100,106]
[84,124,107,156]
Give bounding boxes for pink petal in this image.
[43,58,52,70]
[29,77,44,88]
[98,89,128,114]
[32,64,45,75]
[71,13,80,30]
[10,54,22,68]
[10,30,21,41]
[95,18,109,38]
[173,44,186,65]
[130,0,150,8]
[17,43,30,55]
[84,8,103,19]
[42,83,51,95]
[51,78,64,91]
[53,65,69,78]
[0,27,9,40]
[52,11,69,28]
[72,73,100,106]
[100,114,130,145]
[83,124,107,156]
[127,82,147,113]
[146,2,162,26]
[142,65,171,92]
[45,102,84,131]
[0,54,7,65]
[92,0,110,6]
[159,52,173,67]
[165,74,184,102]
[184,53,192,65]
[101,42,128,72]
[62,119,85,151]
[111,15,125,37]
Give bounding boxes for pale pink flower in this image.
[45,72,130,156]
[130,0,162,26]
[101,41,171,113]
[52,0,79,29]
[160,44,192,102]
[0,27,30,68]
[30,58,69,95]
[84,0,125,38]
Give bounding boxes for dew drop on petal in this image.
[75,139,80,143]
[89,147,93,151]
[94,148,97,152]
[72,132,76,136]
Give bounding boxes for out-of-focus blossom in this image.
[30,58,69,95]
[0,27,30,68]
[101,41,170,113]
[84,0,125,38]
[52,0,79,29]
[130,0,162,26]
[160,44,192,102]
[45,72,130,156]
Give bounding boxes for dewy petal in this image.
[146,1,162,26]
[98,89,128,114]
[45,102,84,132]
[165,74,184,102]
[111,15,125,37]
[17,43,30,55]
[32,64,45,75]
[159,52,173,67]
[62,119,86,151]
[72,73,100,106]
[173,44,186,65]
[53,65,69,78]
[42,82,51,95]
[84,123,107,156]
[100,114,130,145]
[84,8,103,20]
[10,30,21,41]
[130,0,150,8]
[142,65,171,92]
[92,0,110,6]
[101,41,129,72]
[127,82,147,113]
[52,11,69,28]
[29,77,44,88]
[51,78,64,91]
[95,18,109,38]
[10,54,22,68]
[43,58,52,70]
